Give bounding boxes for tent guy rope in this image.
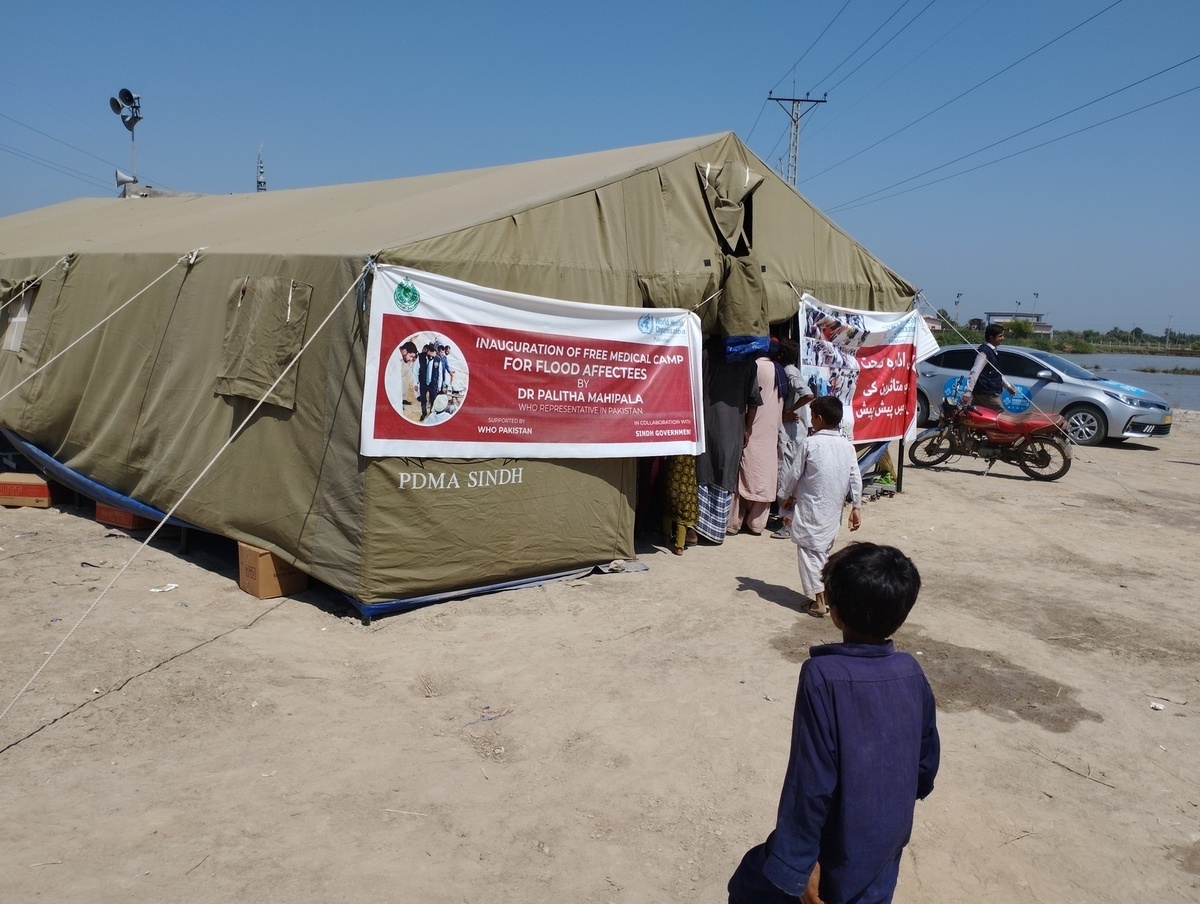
[0,258,373,726]
[0,255,70,318]
[0,250,205,407]
[691,287,722,312]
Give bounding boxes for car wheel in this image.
[1061,403,1106,446]
[915,390,929,427]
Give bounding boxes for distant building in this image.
[983,310,1054,338]
[922,313,944,333]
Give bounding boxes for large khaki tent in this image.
[0,132,916,615]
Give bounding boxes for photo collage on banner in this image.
[799,293,938,443]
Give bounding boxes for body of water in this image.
[1060,352,1200,411]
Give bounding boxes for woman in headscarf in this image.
[729,339,789,536]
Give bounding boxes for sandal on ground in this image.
[685,529,699,547]
[672,546,685,556]
[802,602,828,618]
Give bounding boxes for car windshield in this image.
[1027,348,1100,381]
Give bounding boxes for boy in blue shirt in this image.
[729,543,940,904]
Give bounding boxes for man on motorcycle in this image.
[962,324,1017,411]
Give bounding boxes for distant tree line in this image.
[931,309,1199,355]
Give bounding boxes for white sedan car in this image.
[916,345,1173,446]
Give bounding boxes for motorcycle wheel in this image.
[1017,438,1071,481]
[907,432,955,467]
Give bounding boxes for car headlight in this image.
[1102,390,1151,408]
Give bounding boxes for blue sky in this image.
[2,0,1197,334]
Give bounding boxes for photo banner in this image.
[362,266,704,458]
[799,294,938,443]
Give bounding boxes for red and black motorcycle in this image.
[907,399,1072,480]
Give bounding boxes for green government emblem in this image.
[393,279,421,312]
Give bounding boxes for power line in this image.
[827,82,1200,213]
[760,0,922,181]
[769,93,828,188]
[762,120,794,178]
[829,51,1200,210]
[802,0,994,143]
[769,0,855,94]
[0,111,119,170]
[800,0,1127,184]
[1,106,224,199]
[0,142,113,192]
[744,97,772,144]
[809,0,923,95]
[823,0,938,95]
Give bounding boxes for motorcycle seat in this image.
[994,411,1065,431]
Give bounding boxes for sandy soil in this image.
[2,413,1199,903]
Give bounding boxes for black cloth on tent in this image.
[695,338,762,493]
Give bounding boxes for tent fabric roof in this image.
[0,133,734,258]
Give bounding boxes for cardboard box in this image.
[95,502,157,530]
[0,472,61,508]
[238,542,308,599]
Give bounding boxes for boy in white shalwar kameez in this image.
[778,395,863,617]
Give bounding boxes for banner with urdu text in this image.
[800,294,939,443]
[362,266,704,458]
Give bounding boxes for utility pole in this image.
[955,293,961,325]
[769,91,827,188]
[1165,315,1172,350]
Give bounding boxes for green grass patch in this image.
[1135,366,1200,376]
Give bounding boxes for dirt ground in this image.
[2,412,1199,903]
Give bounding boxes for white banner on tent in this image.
[800,294,938,442]
[362,266,705,458]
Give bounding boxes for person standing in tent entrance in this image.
[778,396,862,618]
[694,339,762,544]
[729,344,787,536]
[662,454,700,556]
[962,324,1016,411]
[772,338,813,539]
